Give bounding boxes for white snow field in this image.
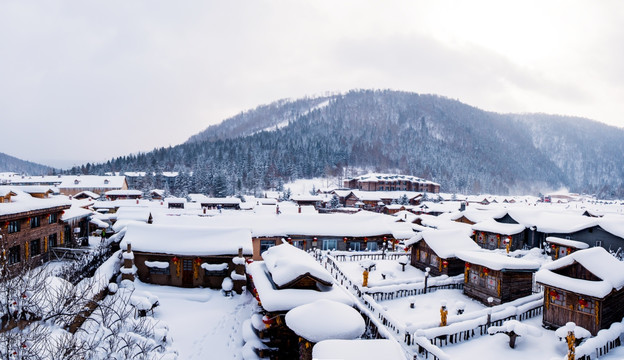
[133,281,255,360]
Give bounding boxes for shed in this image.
[535,247,624,335]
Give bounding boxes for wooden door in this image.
[182,259,193,287]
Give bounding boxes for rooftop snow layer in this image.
[536,247,624,298]
[405,228,480,258]
[285,299,365,342]
[262,243,334,287]
[247,261,352,312]
[472,219,525,235]
[121,223,252,256]
[456,250,540,271]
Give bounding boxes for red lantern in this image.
[172,256,179,264]
[496,234,501,240]
[579,298,587,308]
[262,315,274,327]
[465,262,471,270]
[442,260,448,268]
[343,237,348,243]
[287,237,292,244]
[313,237,317,242]
[483,268,489,276]
[551,244,556,249]
[364,237,368,243]
[567,247,571,255]
[194,257,201,265]
[549,290,556,297]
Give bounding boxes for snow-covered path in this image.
[133,281,254,360]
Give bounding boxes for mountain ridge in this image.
[70,89,624,198]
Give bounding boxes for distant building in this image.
[343,173,440,193]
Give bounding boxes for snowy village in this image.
[0,172,623,360]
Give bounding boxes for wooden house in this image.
[405,229,481,276]
[73,190,101,200]
[536,247,624,335]
[472,219,526,251]
[457,251,540,306]
[123,223,252,292]
[0,193,71,274]
[245,243,353,358]
[545,236,589,260]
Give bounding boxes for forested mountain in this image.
[0,152,53,175]
[73,90,624,198]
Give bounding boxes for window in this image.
[486,275,497,291]
[577,297,595,314]
[349,242,361,251]
[260,240,275,254]
[48,233,58,249]
[419,250,428,263]
[366,242,378,251]
[48,213,58,224]
[149,266,170,275]
[291,240,304,250]
[8,246,20,265]
[322,239,337,251]
[8,220,20,234]
[430,255,439,267]
[183,259,193,271]
[595,240,602,247]
[30,239,41,257]
[549,289,565,306]
[469,269,480,284]
[30,216,41,228]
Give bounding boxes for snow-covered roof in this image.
[506,208,598,234]
[456,251,540,271]
[61,206,93,221]
[535,247,624,298]
[246,261,352,312]
[74,190,101,199]
[450,208,508,224]
[291,194,323,202]
[347,173,439,186]
[60,175,126,189]
[598,216,624,239]
[262,244,334,287]
[121,223,252,256]
[0,191,71,217]
[199,197,242,205]
[105,189,143,196]
[165,197,186,204]
[115,207,152,223]
[405,229,481,258]
[472,219,525,235]
[312,339,405,360]
[545,236,589,249]
[285,299,365,342]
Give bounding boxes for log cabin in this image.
[472,219,526,251]
[122,223,252,293]
[405,229,481,276]
[536,247,624,336]
[457,250,540,306]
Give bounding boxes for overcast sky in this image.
[1,1,622,169]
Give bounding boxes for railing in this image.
[321,252,544,360]
[575,319,624,360]
[330,251,411,262]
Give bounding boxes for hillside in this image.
[0,152,53,175]
[77,90,624,198]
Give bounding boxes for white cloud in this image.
[0,0,622,168]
